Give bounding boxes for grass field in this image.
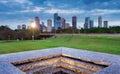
[0,34,120,55]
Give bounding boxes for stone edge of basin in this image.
[0,47,120,74]
[0,62,26,74]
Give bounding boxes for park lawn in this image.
[0,35,120,55]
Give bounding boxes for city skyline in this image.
[0,0,120,29]
[17,15,108,31]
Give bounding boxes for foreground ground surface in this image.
[0,34,120,55]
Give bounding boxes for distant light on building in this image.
[31,21,36,28]
[28,17,40,30]
[29,21,36,29]
[35,16,40,30]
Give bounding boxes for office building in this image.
[54,13,58,30]
[98,16,102,28]
[84,17,90,29]
[72,16,77,29]
[35,16,40,30]
[62,18,66,29]
[41,22,47,32]
[17,25,21,30]
[65,23,70,29]
[47,19,52,32]
[90,20,94,28]
[104,21,108,28]
[22,24,26,30]
[56,16,62,29]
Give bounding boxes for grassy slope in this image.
[0,35,120,55]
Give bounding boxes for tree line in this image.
[80,26,120,33]
[0,25,40,40]
[0,25,120,40]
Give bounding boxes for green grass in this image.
[0,35,120,55]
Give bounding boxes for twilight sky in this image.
[0,0,120,29]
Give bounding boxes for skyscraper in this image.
[17,25,21,30]
[62,18,66,29]
[35,16,40,30]
[90,20,94,28]
[56,16,62,29]
[98,16,102,28]
[22,24,26,30]
[72,16,77,29]
[104,21,108,28]
[41,22,47,32]
[84,17,90,29]
[54,13,58,30]
[47,19,52,32]
[65,23,70,29]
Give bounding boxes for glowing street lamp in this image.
[31,21,36,40]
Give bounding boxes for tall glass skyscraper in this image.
[62,18,66,29]
[56,16,62,29]
[98,16,102,28]
[47,19,52,32]
[35,16,40,30]
[90,20,94,28]
[84,17,90,29]
[72,16,77,29]
[54,13,58,30]
[104,21,108,28]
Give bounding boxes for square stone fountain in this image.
[0,47,120,74]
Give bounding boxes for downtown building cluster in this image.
[27,13,77,32]
[54,13,77,30]
[17,14,108,32]
[17,24,27,30]
[84,16,108,29]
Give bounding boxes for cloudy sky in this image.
[0,0,120,29]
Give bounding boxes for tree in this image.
[15,30,30,40]
[0,26,15,40]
